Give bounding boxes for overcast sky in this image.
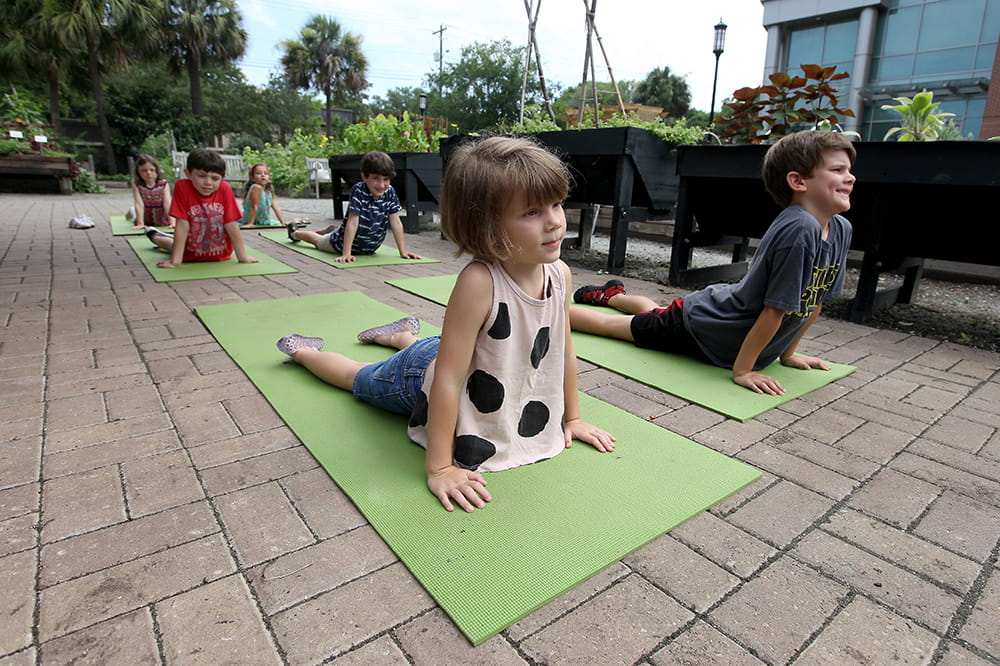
[237,0,769,113]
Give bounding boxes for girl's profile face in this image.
[251,166,270,185]
[499,193,566,266]
[137,163,158,185]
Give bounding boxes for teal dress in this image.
[241,184,280,226]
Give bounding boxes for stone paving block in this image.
[787,408,865,445]
[156,575,282,665]
[187,427,301,471]
[710,471,777,518]
[921,415,994,453]
[223,393,284,434]
[328,635,411,665]
[521,574,693,666]
[829,396,928,437]
[505,563,630,642]
[0,550,36,654]
[835,419,918,463]
[0,417,41,445]
[191,349,238,375]
[122,449,204,517]
[652,404,727,438]
[171,401,240,446]
[847,468,941,528]
[0,513,37,558]
[158,370,258,410]
[958,567,1000,659]
[44,370,151,401]
[247,525,396,615]
[0,647,35,665]
[893,364,982,390]
[893,453,1000,511]
[821,509,980,594]
[0,397,42,426]
[145,354,199,382]
[792,530,962,632]
[795,595,938,664]
[0,483,37,523]
[214,481,315,567]
[908,438,1000,483]
[693,419,776,456]
[43,412,173,455]
[93,345,141,368]
[37,534,234,641]
[43,429,181,479]
[270,562,433,664]
[587,383,673,420]
[0,375,44,407]
[938,642,997,665]
[396,608,526,665]
[768,431,880,481]
[740,441,857,500]
[39,500,218,587]
[649,620,767,666]
[671,511,777,578]
[756,406,801,429]
[905,385,966,414]
[912,491,1000,562]
[709,557,847,665]
[199,446,317,497]
[37,608,159,665]
[727,480,834,548]
[41,466,126,543]
[103,383,162,422]
[625,534,741,612]
[280,468,366,539]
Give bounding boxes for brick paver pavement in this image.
[1,191,998,665]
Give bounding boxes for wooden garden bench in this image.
[306,157,331,198]
[171,151,246,183]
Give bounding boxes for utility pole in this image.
[433,24,447,98]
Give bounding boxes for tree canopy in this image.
[633,66,692,119]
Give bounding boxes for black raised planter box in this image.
[327,152,442,233]
[0,154,74,194]
[440,127,679,274]
[669,140,1000,323]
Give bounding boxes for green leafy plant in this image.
[242,128,328,194]
[334,112,446,154]
[881,90,955,142]
[505,109,705,146]
[73,167,107,193]
[714,65,856,144]
[0,138,34,156]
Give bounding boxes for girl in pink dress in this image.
[130,154,174,229]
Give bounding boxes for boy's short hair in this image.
[762,131,856,208]
[360,151,396,178]
[440,136,570,263]
[187,148,227,176]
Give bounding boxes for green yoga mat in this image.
[257,229,440,268]
[125,236,297,282]
[194,292,761,645]
[386,274,856,422]
[110,213,152,236]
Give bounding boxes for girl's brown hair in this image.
[133,154,164,188]
[440,136,570,262]
[243,163,275,198]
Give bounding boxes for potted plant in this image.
[0,88,77,194]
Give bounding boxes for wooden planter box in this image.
[669,140,1000,322]
[328,152,442,233]
[441,128,679,274]
[0,154,74,194]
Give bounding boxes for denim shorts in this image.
[352,336,440,415]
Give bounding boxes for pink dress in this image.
[137,180,168,226]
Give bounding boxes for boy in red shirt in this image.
[146,149,258,268]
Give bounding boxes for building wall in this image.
[761,0,996,139]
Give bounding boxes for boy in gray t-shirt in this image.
[570,131,856,395]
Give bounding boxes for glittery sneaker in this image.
[276,334,325,356]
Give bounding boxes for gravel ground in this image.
[562,232,1000,353]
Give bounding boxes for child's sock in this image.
[573,280,625,306]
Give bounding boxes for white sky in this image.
[237,0,768,113]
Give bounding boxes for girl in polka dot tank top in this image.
[276,137,616,513]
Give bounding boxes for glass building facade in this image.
[761,0,997,139]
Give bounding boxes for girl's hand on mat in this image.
[239,256,260,264]
[428,466,491,513]
[732,370,786,396]
[780,354,830,372]
[564,418,616,452]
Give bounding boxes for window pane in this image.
[873,54,914,81]
[919,0,983,50]
[824,21,858,63]
[878,7,920,55]
[984,1,1000,42]
[787,26,824,69]
[975,43,997,71]
[914,47,976,76]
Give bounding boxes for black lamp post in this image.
[709,18,727,122]
[418,93,429,138]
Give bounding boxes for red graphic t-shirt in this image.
[168,179,242,262]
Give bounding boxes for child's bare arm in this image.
[224,221,259,263]
[388,213,421,259]
[243,186,261,226]
[561,263,616,451]
[732,305,786,395]
[270,197,286,226]
[157,218,188,268]
[131,184,145,228]
[336,214,360,262]
[779,304,830,371]
[162,182,175,227]
[425,263,493,512]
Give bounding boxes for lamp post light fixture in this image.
[709,18,727,122]
[418,93,427,115]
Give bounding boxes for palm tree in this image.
[45,0,161,174]
[161,0,246,125]
[280,15,368,137]
[0,0,67,132]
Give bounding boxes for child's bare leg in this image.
[146,228,173,251]
[291,348,367,391]
[605,292,660,314]
[569,306,637,341]
[293,229,323,248]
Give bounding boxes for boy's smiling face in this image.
[361,172,392,199]
[185,168,224,197]
[791,148,855,223]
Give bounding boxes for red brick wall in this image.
[981,38,1000,139]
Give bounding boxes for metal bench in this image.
[306,157,331,198]
[171,151,246,183]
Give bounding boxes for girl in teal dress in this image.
[241,163,287,227]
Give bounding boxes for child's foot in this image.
[276,334,325,356]
[286,223,299,242]
[573,279,625,306]
[145,227,169,241]
[357,317,420,344]
[315,224,337,235]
